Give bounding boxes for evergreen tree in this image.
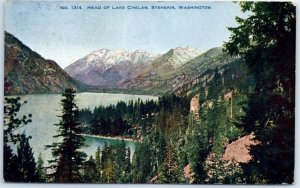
[206,98,230,155]
[4,97,32,144]
[147,127,166,178]
[46,88,87,183]
[173,133,189,183]
[95,146,101,182]
[101,143,116,183]
[208,68,222,100]
[225,2,295,183]
[124,147,132,183]
[100,142,109,182]
[36,153,47,182]
[158,143,180,183]
[3,97,34,182]
[186,114,210,183]
[206,154,244,184]
[132,142,151,183]
[113,141,127,183]
[15,134,38,182]
[104,159,115,183]
[82,156,97,183]
[3,143,20,182]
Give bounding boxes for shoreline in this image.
[80,133,138,142]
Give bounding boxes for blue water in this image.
[83,135,136,159]
[8,92,156,165]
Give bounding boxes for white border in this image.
[0,0,299,188]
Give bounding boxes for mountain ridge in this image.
[118,47,239,95]
[65,47,203,89]
[4,32,86,95]
[4,32,246,96]
[65,48,160,87]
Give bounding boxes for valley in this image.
[4,2,295,182]
[4,33,255,184]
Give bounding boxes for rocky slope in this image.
[4,32,86,95]
[65,49,160,87]
[223,133,258,163]
[65,47,203,92]
[120,47,241,95]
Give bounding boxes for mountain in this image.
[4,32,86,95]
[65,49,160,87]
[119,47,242,95]
[3,32,247,96]
[65,46,245,95]
[149,47,202,70]
[65,47,202,89]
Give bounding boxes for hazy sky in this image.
[5,1,247,68]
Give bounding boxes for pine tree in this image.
[147,128,166,179]
[46,88,87,183]
[4,97,32,144]
[101,142,110,182]
[36,153,47,182]
[113,141,127,183]
[82,156,97,183]
[173,131,189,183]
[208,68,222,100]
[124,147,132,183]
[206,154,244,184]
[95,146,101,182]
[225,2,295,183]
[206,98,230,155]
[101,143,118,183]
[3,143,20,182]
[15,134,38,182]
[3,97,34,182]
[132,142,151,183]
[103,159,115,183]
[186,114,210,183]
[158,143,180,183]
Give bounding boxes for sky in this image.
[5,1,247,68]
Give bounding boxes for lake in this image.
[8,92,157,164]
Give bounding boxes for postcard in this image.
[3,0,295,184]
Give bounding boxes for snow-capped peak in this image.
[169,47,202,68]
[84,48,158,65]
[173,46,202,57]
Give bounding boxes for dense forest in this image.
[78,95,189,139]
[3,2,295,184]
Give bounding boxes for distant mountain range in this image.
[118,47,226,94]
[66,46,240,95]
[64,47,203,88]
[4,32,86,95]
[4,32,246,96]
[65,49,159,87]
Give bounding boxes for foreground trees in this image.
[186,115,209,183]
[15,134,38,182]
[225,2,295,183]
[3,97,37,182]
[46,88,87,182]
